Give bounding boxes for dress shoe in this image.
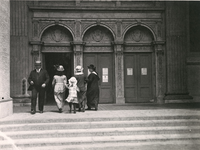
[31,110,35,114]
[95,108,98,111]
[39,111,43,113]
[59,108,62,113]
[85,107,91,110]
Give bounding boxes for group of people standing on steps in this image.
[28,60,100,114]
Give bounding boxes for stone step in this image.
[12,140,200,150]
[2,126,200,139]
[0,119,199,132]
[1,115,200,125]
[1,134,200,149]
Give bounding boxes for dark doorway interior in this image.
[44,53,73,105]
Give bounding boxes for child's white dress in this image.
[66,85,79,103]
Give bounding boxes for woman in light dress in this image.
[65,77,79,113]
[52,65,67,113]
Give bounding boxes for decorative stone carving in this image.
[117,52,123,97]
[148,24,156,34]
[42,46,71,52]
[29,41,43,62]
[122,23,132,33]
[71,42,85,70]
[157,22,162,38]
[132,29,143,42]
[113,42,124,100]
[61,20,75,34]
[75,51,82,65]
[76,20,81,37]
[81,22,94,35]
[84,46,112,52]
[92,29,104,42]
[104,23,116,35]
[33,20,39,37]
[153,41,165,103]
[41,25,73,43]
[124,26,153,42]
[124,46,152,52]
[117,21,121,37]
[51,29,63,42]
[84,26,114,43]
[39,21,54,35]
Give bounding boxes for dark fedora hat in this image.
[88,64,96,70]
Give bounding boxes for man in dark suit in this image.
[28,60,49,114]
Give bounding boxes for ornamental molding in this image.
[92,29,104,42]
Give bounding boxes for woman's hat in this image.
[57,65,64,71]
[88,64,96,70]
[75,65,83,72]
[68,77,77,84]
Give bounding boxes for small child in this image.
[65,77,79,113]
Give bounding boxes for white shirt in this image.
[36,68,41,73]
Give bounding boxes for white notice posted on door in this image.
[141,68,147,75]
[127,68,133,75]
[102,68,108,82]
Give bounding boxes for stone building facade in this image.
[9,0,200,106]
[0,0,12,118]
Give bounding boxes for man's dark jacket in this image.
[28,69,50,91]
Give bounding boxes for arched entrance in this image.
[124,25,155,103]
[83,25,115,103]
[41,25,73,104]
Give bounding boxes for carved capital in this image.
[29,41,43,55]
[112,41,124,54]
[153,41,165,55]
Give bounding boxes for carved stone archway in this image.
[123,25,165,103]
[83,25,118,103]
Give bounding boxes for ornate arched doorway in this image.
[124,25,155,103]
[41,25,73,104]
[83,25,115,103]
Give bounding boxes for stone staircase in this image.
[0,115,200,150]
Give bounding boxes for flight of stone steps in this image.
[0,115,200,150]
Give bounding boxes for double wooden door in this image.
[84,53,114,103]
[124,53,153,103]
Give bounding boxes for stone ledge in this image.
[12,95,31,107]
[0,100,13,119]
[165,99,196,103]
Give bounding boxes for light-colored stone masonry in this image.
[0,0,13,119]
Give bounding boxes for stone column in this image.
[71,42,85,74]
[0,0,13,118]
[113,41,125,104]
[154,41,165,104]
[165,2,192,102]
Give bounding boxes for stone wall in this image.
[0,0,13,118]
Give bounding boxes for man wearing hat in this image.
[28,60,50,114]
[74,65,87,112]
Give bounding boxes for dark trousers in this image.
[31,88,45,111]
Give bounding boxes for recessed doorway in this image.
[44,53,73,105]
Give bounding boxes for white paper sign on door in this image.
[102,68,108,82]
[127,68,133,75]
[102,75,108,82]
[141,68,147,75]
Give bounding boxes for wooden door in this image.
[124,53,153,103]
[84,53,114,103]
